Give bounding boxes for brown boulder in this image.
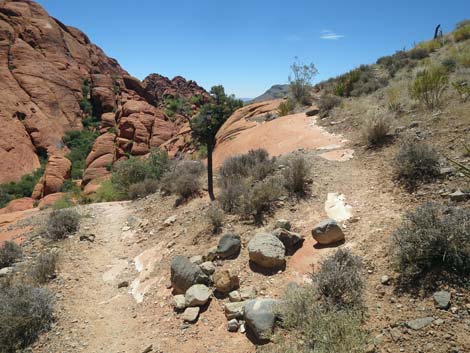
[213,268,240,294]
[38,192,64,209]
[32,155,71,199]
[0,198,35,215]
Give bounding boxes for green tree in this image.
[190,85,242,200]
[289,57,318,105]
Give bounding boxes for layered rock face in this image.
[0,0,209,199]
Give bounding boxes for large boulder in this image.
[311,219,345,245]
[185,284,212,307]
[216,233,241,259]
[32,155,71,199]
[170,256,209,294]
[248,233,285,269]
[244,299,279,341]
[213,268,239,294]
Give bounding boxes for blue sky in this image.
[37,0,469,98]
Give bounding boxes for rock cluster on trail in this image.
[248,233,286,269]
[311,219,345,245]
[272,228,303,254]
[185,284,212,307]
[213,268,239,294]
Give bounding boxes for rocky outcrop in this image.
[32,155,71,199]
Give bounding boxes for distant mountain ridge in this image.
[250,84,289,103]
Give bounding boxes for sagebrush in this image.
[46,209,80,240]
[0,241,22,268]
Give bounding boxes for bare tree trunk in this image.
[434,24,441,40]
[207,141,215,201]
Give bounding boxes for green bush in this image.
[408,48,429,60]
[312,249,364,309]
[409,65,448,110]
[288,59,317,105]
[63,130,99,179]
[414,40,442,53]
[28,251,58,284]
[362,114,391,147]
[219,149,274,183]
[391,202,470,281]
[127,179,159,200]
[0,284,54,353]
[45,209,80,240]
[333,65,385,97]
[441,57,457,72]
[0,163,45,208]
[282,155,310,196]
[93,179,124,202]
[0,242,22,269]
[456,46,470,67]
[377,50,411,77]
[393,138,440,189]
[277,99,294,117]
[164,96,189,117]
[53,195,75,210]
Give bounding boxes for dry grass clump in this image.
[0,241,22,268]
[318,95,341,118]
[127,179,159,200]
[362,114,392,147]
[206,203,225,234]
[393,138,440,190]
[282,155,310,196]
[391,202,470,283]
[45,209,80,240]
[28,251,58,284]
[409,65,448,110]
[161,160,204,200]
[0,283,54,352]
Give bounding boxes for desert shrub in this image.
[164,96,189,117]
[45,209,80,240]
[456,46,470,67]
[0,241,22,269]
[318,95,341,118]
[219,149,274,183]
[28,251,58,284]
[441,57,457,72]
[239,176,284,224]
[276,281,367,353]
[453,23,470,42]
[282,155,310,196]
[415,40,442,53]
[277,99,294,116]
[333,65,384,97]
[218,178,248,213]
[128,179,159,200]
[0,284,54,353]
[385,85,402,112]
[93,179,124,202]
[313,248,364,309]
[53,195,74,210]
[160,160,204,199]
[409,65,448,110]
[362,114,391,147]
[408,47,429,60]
[391,202,470,281]
[288,59,317,105]
[206,203,225,233]
[393,138,440,189]
[63,130,99,179]
[377,50,411,77]
[452,81,470,102]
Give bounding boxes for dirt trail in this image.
[35,202,153,353]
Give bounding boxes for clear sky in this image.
[36,0,470,98]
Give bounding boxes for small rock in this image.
[0,267,13,277]
[406,317,434,330]
[204,246,218,262]
[227,319,239,332]
[117,281,129,288]
[434,318,444,325]
[433,291,451,310]
[440,167,454,176]
[229,290,242,302]
[172,294,186,311]
[182,307,200,323]
[185,284,212,307]
[163,215,177,226]
[240,286,257,300]
[380,275,390,285]
[274,219,291,231]
[224,301,245,319]
[199,261,215,275]
[189,255,203,265]
[213,268,239,294]
[248,233,286,269]
[409,121,420,128]
[311,219,345,245]
[272,228,304,254]
[449,190,469,202]
[142,345,153,353]
[216,233,241,259]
